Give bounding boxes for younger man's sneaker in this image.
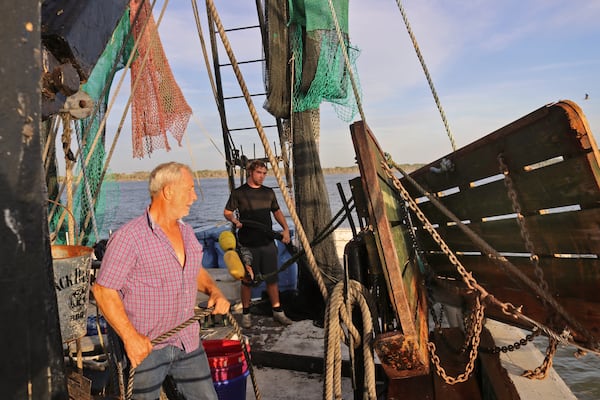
[273,310,292,326]
[241,313,252,329]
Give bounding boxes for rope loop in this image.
[324,280,377,400]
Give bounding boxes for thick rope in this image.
[225,313,261,400]
[125,307,213,399]
[394,0,457,152]
[122,308,262,400]
[205,0,329,302]
[324,280,376,400]
[123,307,264,400]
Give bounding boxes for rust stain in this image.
[374,331,427,378]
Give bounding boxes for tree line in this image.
[105,164,424,181]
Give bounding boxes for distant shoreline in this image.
[106,164,424,182]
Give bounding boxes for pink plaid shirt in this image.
[96,210,203,352]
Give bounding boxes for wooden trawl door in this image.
[351,121,430,378]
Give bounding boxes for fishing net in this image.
[129,0,192,158]
[269,0,360,122]
[70,11,133,245]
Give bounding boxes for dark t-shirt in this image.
[225,184,280,247]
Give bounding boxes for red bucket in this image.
[203,339,250,381]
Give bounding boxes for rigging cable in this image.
[124,308,261,400]
[394,0,457,152]
[189,0,233,167]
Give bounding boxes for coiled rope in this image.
[324,280,376,400]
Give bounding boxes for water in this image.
[100,173,355,238]
[98,173,600,399]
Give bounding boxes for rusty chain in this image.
[497,154,550,295]
[384,154,599,353]
[522,337,559,380]
[473,326,541,355]
[381,160,487,384]
[380,158,584,384]
[497,153,559,378]
[428,295,486,384]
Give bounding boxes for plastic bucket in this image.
[210,358,248,382]
[51,245,94,342]
[213,369,250,400]
[203,339,250,400]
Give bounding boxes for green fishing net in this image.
[288,0,361,122]
[71,11,132,245]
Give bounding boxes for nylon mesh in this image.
[129,0,192,158]
[71,11,132,245]
[287,0,361,122]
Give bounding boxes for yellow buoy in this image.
[218,230,237,251]
[223,249,245,280]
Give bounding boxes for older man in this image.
[92,162,229,399]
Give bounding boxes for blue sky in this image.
[104,0,600,173]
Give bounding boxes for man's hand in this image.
[91,283,152,368]
[281,229,291,244]
[198,268,230,314]
[244,265,255,282]
[123,332,153,368]
[207,290,230,315]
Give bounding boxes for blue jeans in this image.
[132,345,217,400]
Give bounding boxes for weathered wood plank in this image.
[406,101,599,196]
[416,207,600,255]
[427,255,600,342]
[413,153,600,225]
[403,100,600,347]
[427,255,600,301]
[67,371,91,400]
[430,328,483,400]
